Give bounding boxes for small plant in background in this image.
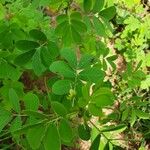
[0,0,149,150]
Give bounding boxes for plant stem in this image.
[89,120,113,145]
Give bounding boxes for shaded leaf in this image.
[104,142,109,150]
[90,134,101,150]
[47,41,59,59]
[29,29,47,41]
[78,124,91,141]
[27,124,46,149]
[14,49,36,66]
[83,0,92,13]
[0,108,12,133]
[16,40,39,51]
[40,46,52,67]
[10,116,22,143]
[32,48,46,76]
[70,12,82,20]
[59,119,73,142]
[0,61,21,81]
[51,101,67,117]
[24,93,39,111]
[9,88,20,113]
[43,123,61,150]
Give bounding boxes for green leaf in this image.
[0,108,12,133]
[40,46,52,67]
[101,124,126,132]
[94,94,113,107]
[79,67,105,83]
[24,93,39,111]
[141,75,150,90]
[55,21,68,36]
[88,103,102,116]
[135,60,143,71]
[121,108,129,121]
[10,116,22,143]
[82,84,90,101]
[78,124,91,141]
[60,48,77,68]
[113,145,124,150]
[56,14,68,24]
[32,48,46,76]
[52,80,72,95]
[47,41,59,59]
[27,124,46,149]
[55,22,76,46]
[65,25,82,45]
[70,12,82,20]
[93,16,107,37]
[91,88,114,107]
[50,61,75,78]
[133,70,146,80]
[146,52,150,67]
[9,88,20,113]
[99,6,116,20]
[102,59,107,70]
[130,108,136,127]
[10,116,22,132]
[135,109,150,119]
[14,49,36,66]
[23,110,48,119]
[83,16,92,32]
[22,0,31,7]
[92,0,105,13]
[29,29,47,42]
[90,134,101,150]
[83,0,92,13]
[0,61,21,81]
[104,142,109,150]
[78,54,95,69]
[16,40,40,51]
[59,119,73,142]
[78,98,88,108]
[106,55,117,61]
[51,101,67,117]
[10,119,47,136]
[43,123,61,150]
[71,19,87,33]
[55,12,86,46]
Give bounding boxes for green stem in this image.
[0,119,48,139]
[89,120,113,145]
